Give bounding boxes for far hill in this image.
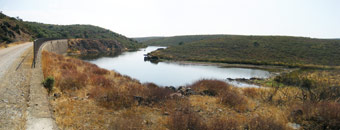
[0,12,142,50]
[149,35,340,67]
[138,35,227,46]
[133,36,164,43]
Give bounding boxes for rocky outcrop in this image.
[67,39,125,56]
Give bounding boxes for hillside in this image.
[0,12,32,43]
[0,12,142,50]
[139,35,226,46]
[133,36,164,43]
[148,35,340,67]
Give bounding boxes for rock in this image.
[53,93,61,98]
[170,93,182,98]
[133,96,144,105]
[185,88,196,95]
[287,122,301,129]
[250,77,263,80]
[201,90,217,96]
[218,109,222,112]
[163,112,169,115]
[226,78,233,81]
[176,87,196,96]
[165,86,176,91]
[235,78,247,82]
[177,86,183,91]
[291,109,303,117]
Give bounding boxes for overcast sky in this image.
[1,0,339,38]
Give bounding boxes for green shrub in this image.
[42,76,55,93]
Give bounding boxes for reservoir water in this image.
[85,46,270,87]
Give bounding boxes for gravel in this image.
[0,43,32,79]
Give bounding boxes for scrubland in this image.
[42,51,339,130]
[147,35,340,68]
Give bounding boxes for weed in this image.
[168,104,207,130]
[248,115,286,130]
[219,88,248,112]
[210,117,241,130]
[42,76,55,93]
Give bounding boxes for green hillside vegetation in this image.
[0,12,32,43]
[149,35,340,67]
[141,35,226,46]
[0,12,141,49]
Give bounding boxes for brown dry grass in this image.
[41,51,340,130]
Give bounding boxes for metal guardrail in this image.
[32,38,62,68]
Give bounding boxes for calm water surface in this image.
[86,46,270,87]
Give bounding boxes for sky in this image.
[0,0,339,38]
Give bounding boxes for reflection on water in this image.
[85,46,270,87]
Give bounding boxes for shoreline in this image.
[159,59,294,73]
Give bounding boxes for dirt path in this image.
[0,42,58,130]
[0,43,32,79]
[0,42,33,129]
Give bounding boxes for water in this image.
[85,46,270,87]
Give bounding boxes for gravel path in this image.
[0,43,32,79]
[0,42,33,130]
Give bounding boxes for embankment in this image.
[27,39,67,130]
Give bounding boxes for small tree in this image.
[42,76,55,94]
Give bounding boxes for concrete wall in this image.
[41,39,68,55]
[26,39,68,130]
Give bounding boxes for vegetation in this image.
[0,12,32,44]
[137,35,226,46]
[67,38,144,56]
[41,51,340,129]
[0,12,141,51]
[148,35,340,67]
[42,76,55,93]
[133,36,164,43]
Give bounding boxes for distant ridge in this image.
[133,36,165,43]
[148,35,340,67]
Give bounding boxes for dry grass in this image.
[41,51,340,129]
[189,79,231,96]
[289,101,340,130]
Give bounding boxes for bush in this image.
[109,112,144,130]
[91,75,112,87]
[219,88,248,112]
[90,86,135,109]
[243,88,259,98]
[274,70,302,86]
[42,76,55,93]
[317,102,340,129]
[59,71,87,92]
[210,117,240,130]
[248,116,286,130]
[144,83,173,104]
[168,105,207,130]
[289,101,340,129]
[189,79,231,96]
